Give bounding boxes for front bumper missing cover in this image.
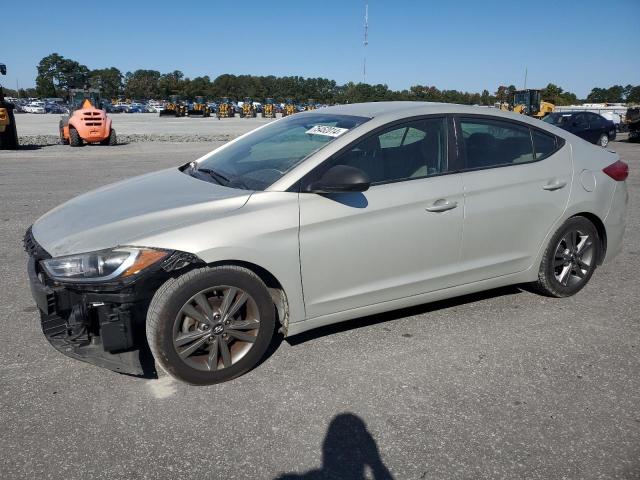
[24,228,201,377]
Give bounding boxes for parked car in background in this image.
[147,101,165,113]
[25,102,628,385]
[126,103,147,113]
[543,111,616,147]
[45,102,68,114]
[24,101,46,114]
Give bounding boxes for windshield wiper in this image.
[196,167,231,186]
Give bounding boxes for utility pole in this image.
[524,67,528,89]
[363,3,368,84]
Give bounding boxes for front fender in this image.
[126,191,306,326]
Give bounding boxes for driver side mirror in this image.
[305,165,370,193]
[0,64,6,76]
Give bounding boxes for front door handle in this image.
[425,199,458,212]
[542,180,567,191]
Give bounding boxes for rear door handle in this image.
[425,199,458,212]
[542,180,567,191]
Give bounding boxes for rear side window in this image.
[460,118,534,169]
[532,130,556,159]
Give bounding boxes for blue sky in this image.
[2,0,638,97]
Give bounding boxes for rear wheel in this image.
[597,133,609,147]
[101,129,117,146]
[146,266,276,385]
[59,123,69,145]
[69,127,83,147]
[533,216,600,297]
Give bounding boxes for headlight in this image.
[41,247,169,283]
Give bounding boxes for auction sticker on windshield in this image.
[305,125,349,137]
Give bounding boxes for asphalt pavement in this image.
[0,133,638,479]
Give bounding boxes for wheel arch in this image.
[206,260,291,335]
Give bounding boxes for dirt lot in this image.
[0,117,638,479]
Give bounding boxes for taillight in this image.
[603,160,629,181]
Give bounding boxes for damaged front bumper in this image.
[24,228,200,377]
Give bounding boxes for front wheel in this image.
[146,266,276,385]
[597,133,609,147]
[533,216,600,297]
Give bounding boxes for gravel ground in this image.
[0,130,638,479]
[15,112,275,145]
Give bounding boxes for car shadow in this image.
[286,285,523,347]
[273,412,394,480]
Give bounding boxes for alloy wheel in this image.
[553,230,595,287]
[172,286,260,372]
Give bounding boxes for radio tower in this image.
[363,3,369,84]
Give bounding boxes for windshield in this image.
[543,113,572,126]
[194,113,369,190]
[513,93,529,105]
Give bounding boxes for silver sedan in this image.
[25,102,629,384]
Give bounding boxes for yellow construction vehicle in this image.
[512,89,554,118]
[216,97,234,118]
[0,63,18,150]
[304,99,317,111]
[262,98,276,118]
[281,98,296,117]
[240,97,256,118]
[160,96,187,117]
[188,96,211,117]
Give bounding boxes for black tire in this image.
[532,216,600,297]
[597,133,609,147]
[146,265,276,385]
[5,110,18,149]
[59,123,69,145]
[0,124,18,150]
[69,127,83,147]
[101,129,117,145]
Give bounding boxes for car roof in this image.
[306,101,551,126]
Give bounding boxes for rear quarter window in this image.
[532,130,557,159]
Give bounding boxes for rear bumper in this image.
[603,182,628,263]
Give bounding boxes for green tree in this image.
[35,53,89,99]
[88,67,122,99]
[124,69,161,99]
[586,87,608,103]
[627,86,640,104]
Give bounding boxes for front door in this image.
[298,117,465,318]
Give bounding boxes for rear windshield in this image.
[193,113,369,190]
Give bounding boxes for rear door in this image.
[454,116,572,282]
[587,113,608,141]
[572,113,593,142]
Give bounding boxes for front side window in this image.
[331,117,448,184]
[194,113,368,190]
[459,118,534,169]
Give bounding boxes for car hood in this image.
[32,167,251,257]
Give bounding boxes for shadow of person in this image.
[275,413,393,480]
